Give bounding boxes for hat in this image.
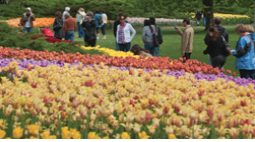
[41,29,53,37]
[65,7,70,11]
[26,7,32,12]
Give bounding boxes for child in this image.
[131,44,153,57]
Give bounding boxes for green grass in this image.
[74,25,240,75]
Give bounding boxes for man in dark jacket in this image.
[204,17,229,65]
[82,11,96,47]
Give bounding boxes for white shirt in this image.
[25,16,30,27]
[116,23,136,43]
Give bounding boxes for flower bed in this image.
[5,18,77,28]
[0,46,225,75]
[0,61,254,139]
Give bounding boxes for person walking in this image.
[149,17,162,57]
[53,11,64,40]
[76,8,86,38]
[195,10,202,26]
[116,14,136,52]
[101,9,108,39]
[142,20,155,56]
[175,18,194,61]
[204,17,229,65]
[63,13,76,42]
[94,9,102,39]
[203,27,232,69]
[82,11,96,47]
[63,7,70,22]
[19,7,35,33]
[230,24,255,79]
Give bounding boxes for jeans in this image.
[23,27,33,33]
[239,69,255,80]
[116,41,120,51]
[211,55,226,69]
[144,43,155,56]
[77,22,84,38]
[101,23,107,35]
[208,55,212,65]
[154,47,159,57]
[119,42,131,52]
[65,31,75,42]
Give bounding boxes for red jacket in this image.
[64,17,76,32]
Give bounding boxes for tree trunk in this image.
[203,0,214,31]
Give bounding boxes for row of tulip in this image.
[0,61,254,139]
[0,46,226,75]
[0,57,253,87]
[5,18,77,28]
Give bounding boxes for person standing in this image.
[63,7,70,22]
[203,11,206,26]
[175,18,194,61]
[230,24,255,79]
[19,7,35,33]
[94,9,102,39]
[204,17,229,65]
[195,10,202,26]
[150,17,162,57]
[101,9,108,39]
[76,8,86,38]
[116,14,136,52]
[63,13,76,42]
[113,12,125,51]
[53,11,64,40]
[82,11,96,47]
[203,27,231,69]
[142,20,155,56]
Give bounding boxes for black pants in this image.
[86,39,96,47]
[211,55,226,69]
[239,69,255,80]
[183,53,191,60]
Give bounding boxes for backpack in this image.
[99,14,103,25]
[149,26,159,47]
[156,26,163,44]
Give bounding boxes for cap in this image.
[26,7,32,12]
[65,7,70,11]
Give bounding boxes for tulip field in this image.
[0,42,255,139]
[0,14,255,139]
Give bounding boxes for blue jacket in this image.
[232,33,255,70]
[94,14,102,28]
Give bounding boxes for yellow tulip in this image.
[13,127,23,139]
[121,132,130,139]
[27,125,39,136]
[168,134,177,139]
[0,129,6,139]
[138,131,149,139]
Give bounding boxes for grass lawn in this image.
[74,25,240,76]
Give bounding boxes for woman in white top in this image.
[101,9,108,39]
[116,14,136,52]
